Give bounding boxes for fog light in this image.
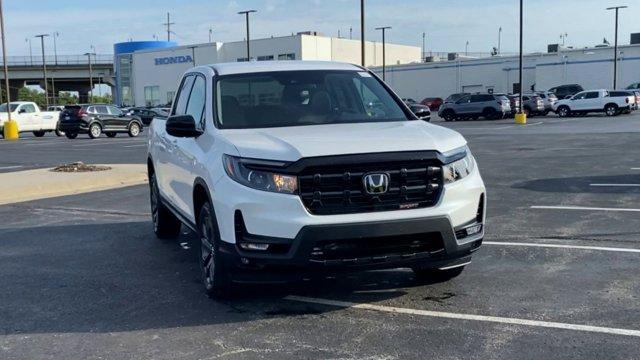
[239,243,270,251]
[466,224,483,236]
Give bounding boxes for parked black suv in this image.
[548,84,584,100]
[126,107,169,125]
[58,104,143,139]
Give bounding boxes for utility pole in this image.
[35,34,49,107]
[1,0,12,121]
[163,12,175,42]
[209,27,213,43]
[84,52,94,103]
[237,10,256,61]
[498,27,502,55]
[606,5,628,89]
[53,31,59,65]
[375,26,391,81]
[349,26,353,40]
[360,0,365,66]
[465,41,469,56]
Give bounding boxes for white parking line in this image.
[484,241,640,254]
[0,165,23,170]
[123,144,147,148]
[590,183,640,187]
[531,205,640,213]
[285,296,640,337]
[524,121,543,127]
[631,168,640,170]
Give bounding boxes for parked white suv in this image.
[553,89,634,117]
[147,61,486,296]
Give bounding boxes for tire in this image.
[197,201,233,298]
[413,266,465,283]
[105,132,117,138]
[604,104,618,117]
[556,106,571,118]
[128,122,141,137]
[482,108,497,120]
[55,129,65,137]
[65,132,78,139]
[149,172,182,239]
[441,110,456,122]
[32,131,45,137]
[88,123,102,138]
[542,110,550,116]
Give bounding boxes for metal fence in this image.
[0,54,113,66]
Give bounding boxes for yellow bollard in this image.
[2,120,19,140]
[514,112,527,125]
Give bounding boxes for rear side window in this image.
[173,75,195,116]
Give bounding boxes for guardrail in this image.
[0,54,113,66]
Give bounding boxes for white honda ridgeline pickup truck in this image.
[147,61,486,296]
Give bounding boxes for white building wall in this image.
[377,44,640,102]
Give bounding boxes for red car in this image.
[421,97,444,111]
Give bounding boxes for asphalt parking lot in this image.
[1,113,640,359]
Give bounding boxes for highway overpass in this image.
[0,54,114,104]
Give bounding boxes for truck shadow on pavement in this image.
[513,174,640,194]
[0,221,436,335]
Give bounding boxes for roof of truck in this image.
[209,60,364,76]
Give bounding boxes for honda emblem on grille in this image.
[363,173,389,194]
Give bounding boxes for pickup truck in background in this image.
[553,89,634,117]
[0,101,63,137]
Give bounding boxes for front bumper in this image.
[221,215,483,281]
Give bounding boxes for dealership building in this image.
[374,36,640,102]
[113,32,421,107]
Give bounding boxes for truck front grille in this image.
[298,159,443,215]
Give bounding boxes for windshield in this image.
[215,70,408,129]
[0,103,19,112]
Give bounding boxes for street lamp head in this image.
[238,9,257,14]
[34,34,49,38]
[375,26,391,30]
[606,5,628,10]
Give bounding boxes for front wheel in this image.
[556,106,571,118]
[605,104,619,117]
[65,132,78,139]
[88,123,102,138]
[197,202,233,298]
[128,122,141,137]
[55,129,65,137]
[441,110,456,122]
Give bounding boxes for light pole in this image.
[375,26,391,81]
[498,27,502,55]
[209,27,213,43]
[606,5,627,89]
[349,26,353,40]
[1,0,12,122]
[360,0,365,66]
[465,41,469,56]
[422,32,426,62]
[516,0,524,122]
[35,34,50,107]
[25,38,32,65]
[98,73,103,98]
[238,10,257,61]
[84,52,94,103]
[52,31,59,65]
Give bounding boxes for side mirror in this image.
[166,114,203,138]
[18,108,26,114]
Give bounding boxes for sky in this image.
[5,0,639,57]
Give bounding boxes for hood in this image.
[218,121,467,162]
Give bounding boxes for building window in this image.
[144,86,161,106]
[237,57,249,62]
[257,55,274,61]
[166,91,176,106]
[277,53,295,60]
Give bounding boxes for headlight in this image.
[443,146,475,184]
[223,154,298,194]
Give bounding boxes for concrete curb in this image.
[0,164,148,205]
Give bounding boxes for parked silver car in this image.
[438,93,511,121]
[534,91,558,115]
